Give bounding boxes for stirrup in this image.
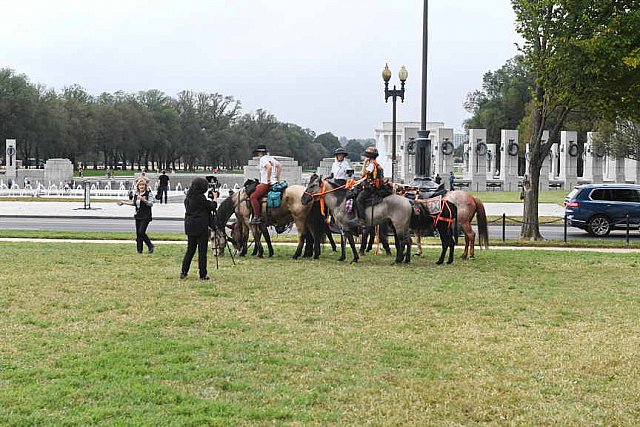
[250,217,262,224]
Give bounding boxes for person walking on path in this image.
[180,177,217,281]
[157,170,170,204]
[118,179,155,254]
[449,171,455,191]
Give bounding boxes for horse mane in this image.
[214,195,235,229]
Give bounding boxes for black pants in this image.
[135,219,153,253]
[360,224,391,254]
[158,185,168,203]
[181,233,209,278]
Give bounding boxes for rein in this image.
[432,200,455,228]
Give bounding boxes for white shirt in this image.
[258,155,280,184]
[330,159,352,180]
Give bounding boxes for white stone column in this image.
[463,143,471,179]
[625,158,639,184]
[538,131,550,191]
[583,132,603,183]
[549,143,559,180]
[433,128,454,177]
[486,143,496,179]
[5,139,17,181]
[499,130,519,191]
[469,129,487,192]
[614,156,626,183]
[559,131,579,190]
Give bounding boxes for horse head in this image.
[209,225,227,257]
[301,173,322,205]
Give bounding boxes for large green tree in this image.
[513,0,640,239]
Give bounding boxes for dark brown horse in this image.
[413,190,488,259]
[410,197,458,264]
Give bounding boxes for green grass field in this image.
[1,242,639,425]
[470,190,569,204]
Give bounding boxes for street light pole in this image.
[382,64,408,183]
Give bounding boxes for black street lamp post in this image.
[382,64,408,183]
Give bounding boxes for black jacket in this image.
[184,194,217,236]
[131,190,153,220]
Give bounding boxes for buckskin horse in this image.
[413,190,489,259]
[302,174,413,264]
[211,183,319,259]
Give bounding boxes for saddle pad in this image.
[415,196,443,215]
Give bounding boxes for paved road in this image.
[2,216,638,241]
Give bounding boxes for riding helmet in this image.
[363,146,379,159]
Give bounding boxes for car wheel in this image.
[588,215,611,237]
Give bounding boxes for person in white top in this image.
[250,144,282,224]
[330,147,353,182]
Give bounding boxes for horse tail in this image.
[474,197,489,249]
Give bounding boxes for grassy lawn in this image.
[471,190,569,204]
[1,242,639,425]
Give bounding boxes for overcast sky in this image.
[0,0,521,139]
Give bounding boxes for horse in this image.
[410,197,458,264]
[302,174,413,264]
[212,184,318,259]
[412,190,488,259]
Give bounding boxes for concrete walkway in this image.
[0,200,566,219]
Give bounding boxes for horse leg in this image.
[414,231,422,256]
[436,226,446,265]
[338,231,346,262]
[447,228,456,264]
[460,221,474,259]
[346,232,359,263]
[403,232,411,263]
[263,228,274,257]
[325,224,337,252]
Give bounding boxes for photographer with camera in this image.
[180,177,217,281]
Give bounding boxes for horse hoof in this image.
[338,257,345,262]
[413,253,421,256]
[447,260,454,264]
[436,261,443,265]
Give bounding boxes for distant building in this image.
[374,121,444,183]
[453,132,467,148]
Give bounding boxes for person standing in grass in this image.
[180,177,217,281]
[118,179,155,254]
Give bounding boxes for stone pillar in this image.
[5,139,17,182]
[44,158,74,185]
[538,131,550,191]
[583,132,603,183]
[433,128,454,177]
[625,158,639,184]
[316,157,334,177]
[613,157,626,183]
[463,143,471,180]
[468,129,487,192]
[559,131,579,190]
[486,143,496,179]
[549,143,559,180]
[499,130,519,192]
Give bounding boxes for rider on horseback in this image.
[347,146,384,228]
[250,144,282,224]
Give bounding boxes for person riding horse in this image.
[348,146,386,229]
[330,147,353,183]
[249,144,282,224]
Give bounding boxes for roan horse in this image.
[302,174,413,264]
[413,190,489,259]
[211,184,318,259]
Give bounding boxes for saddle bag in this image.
[266,181,288,208]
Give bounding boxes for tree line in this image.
[0,68,371,171]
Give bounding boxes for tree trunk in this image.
[520,155,543,240]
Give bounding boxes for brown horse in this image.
[211,185,317,259]
[413,190,488,259]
